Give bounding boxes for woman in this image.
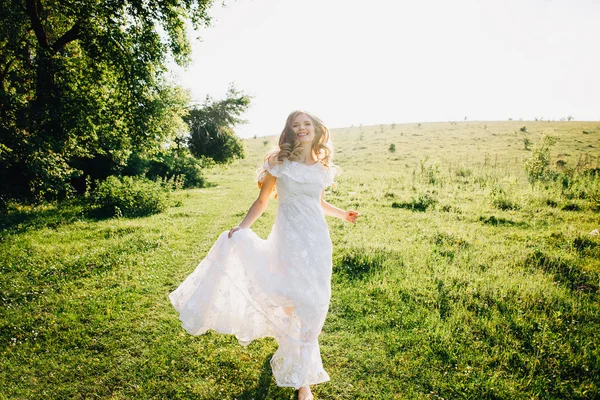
[170,110,360,399]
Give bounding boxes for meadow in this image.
[1,120,599,399]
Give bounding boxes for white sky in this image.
[167,0,600,138]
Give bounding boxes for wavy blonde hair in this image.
[257,110,337,197]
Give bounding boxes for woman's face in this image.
[291,113,315,144]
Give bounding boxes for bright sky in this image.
[167,0,600,138]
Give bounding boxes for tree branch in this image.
[0,59,15,84]
[25,0,49,48]
[52,24,80,54]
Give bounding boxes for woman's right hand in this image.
[228,226,242,238]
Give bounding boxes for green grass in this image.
[1,121,600,399]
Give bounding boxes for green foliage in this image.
[185,86,250,163]
[388,143,396,153]
[525,134,558,183]
[123,149,206,189]
[520,126,527,132]
[89,176,172,217]
[148,151,206,189]
[0,0,213,202]
[556,166,600,208]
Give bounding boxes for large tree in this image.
[0,0,214,202]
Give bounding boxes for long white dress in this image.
[169,158,337,389]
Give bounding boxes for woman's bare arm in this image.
[320,190,360,223]
[231,172,276,234]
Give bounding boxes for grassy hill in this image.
[1,121,599,399]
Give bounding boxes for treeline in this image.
[0,0,248,210]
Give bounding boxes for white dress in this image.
[169,159,337,389]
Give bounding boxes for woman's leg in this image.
[298,385,313,399]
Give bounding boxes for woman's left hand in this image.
[344,210,360,223]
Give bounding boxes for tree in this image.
[0,0,215,202]
[185,86,250,163]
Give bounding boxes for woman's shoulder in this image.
[261,153,286,178]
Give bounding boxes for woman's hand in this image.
[344,210,360,223]
[228,226,242,238]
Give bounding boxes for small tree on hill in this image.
[185,86,251,163]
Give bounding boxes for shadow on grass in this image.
[524,249,598,292]
[479,214,528,228]
[1,180,222,234]
[0,197,110,234]
[234,355,294,400]
[333,247,403,281]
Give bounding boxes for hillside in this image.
[1,120,599,399]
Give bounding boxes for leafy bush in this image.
[557,168,600,208]
[525,134,558,183]
[388,143,396,153]
[123,149,206,189]
[89,176,171,218]
[147,151,206,189]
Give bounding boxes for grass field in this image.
[1,121,599,399]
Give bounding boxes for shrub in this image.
[123,149,206,189]
[556,166,600,208]
[90,176,171,217]
[147,151,205,189]
[388,143,396,153]
[525,134,558,183]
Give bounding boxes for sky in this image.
[167,0,600,138]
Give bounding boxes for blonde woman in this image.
[170,110,360,399]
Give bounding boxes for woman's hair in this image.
[257,110,337,197]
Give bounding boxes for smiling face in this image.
[291,113,315,144]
